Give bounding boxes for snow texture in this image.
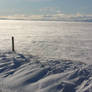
[0,52,92,92]
[0,20,92,64]
[0,20,92,92]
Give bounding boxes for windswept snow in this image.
[0,20,92,92]
[0,20,92,64]
[0,52,92,92]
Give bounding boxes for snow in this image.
[0,20,92,92]
[0,20,92,63]
[0,52,91,92]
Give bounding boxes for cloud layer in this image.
[0,13,92,22]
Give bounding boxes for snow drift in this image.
[0,52,92,92]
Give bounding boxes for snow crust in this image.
[0,52,92,92]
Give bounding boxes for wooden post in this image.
[12,36,15,52]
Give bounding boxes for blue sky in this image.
[0,0,92,15]
[0,0,92,20]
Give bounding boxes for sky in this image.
[0,0,92,20]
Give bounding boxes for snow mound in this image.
[0,52,92,92]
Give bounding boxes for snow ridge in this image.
[0,52,92,92]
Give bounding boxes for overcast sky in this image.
[0,0,92,16]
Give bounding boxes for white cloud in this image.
[0,13,92,21]
[39,7,63,14]
[40,7,56,12]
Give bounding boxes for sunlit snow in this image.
[0,20,92,92]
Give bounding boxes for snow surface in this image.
[0,20,92,64]
[0,52,92,92]
[0,20,92,92]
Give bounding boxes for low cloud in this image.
[39,7,63,14]
[0,13,92,22]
